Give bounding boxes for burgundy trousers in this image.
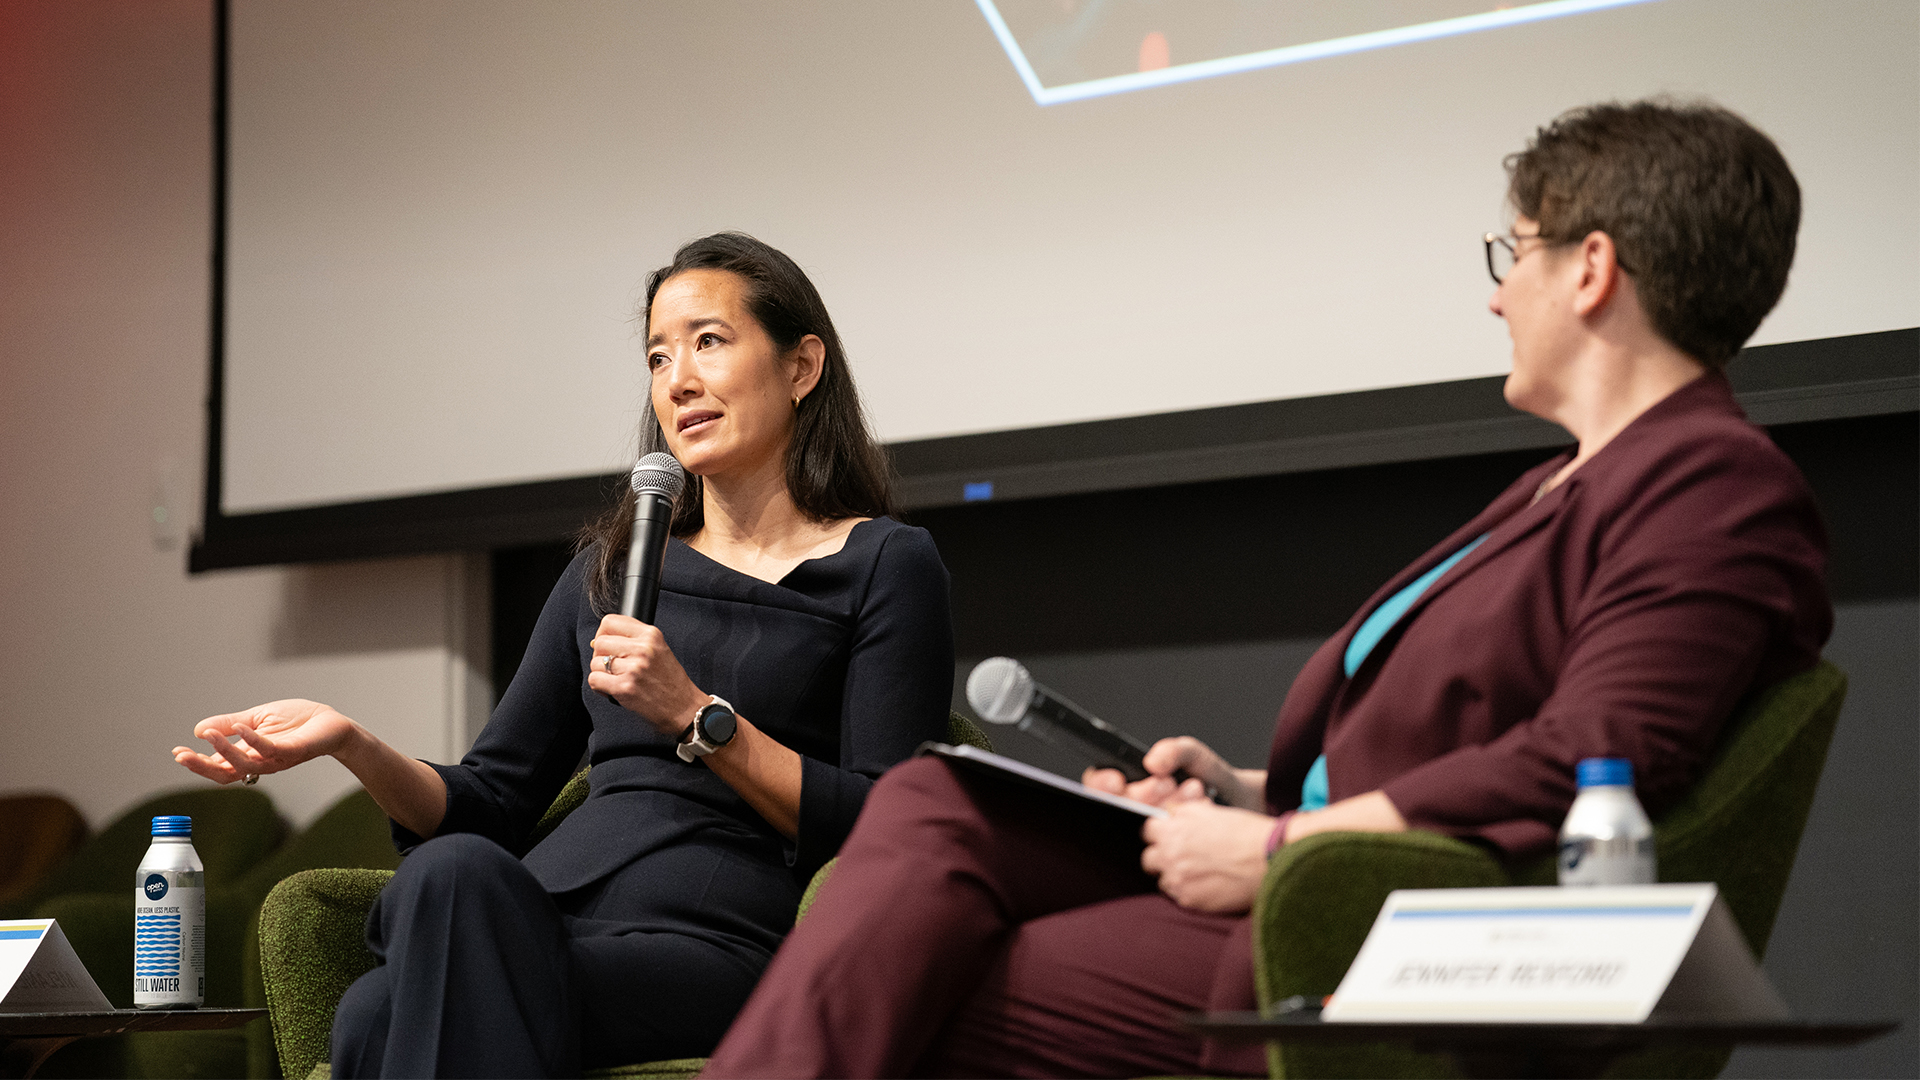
[703,757,1268,1078]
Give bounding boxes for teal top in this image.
[1297,535,1488,811]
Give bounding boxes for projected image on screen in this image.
[978,0,1658,104]
[217,0,1915,516]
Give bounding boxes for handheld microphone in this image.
[620,453,686,622]
[966,657,1156,782]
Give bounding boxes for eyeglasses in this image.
[1483,230,1550,285]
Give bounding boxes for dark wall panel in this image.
[913,411,1918,659]
[490,542,581,705]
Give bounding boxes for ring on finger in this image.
[242,773,259,786]
[602,654,616,674]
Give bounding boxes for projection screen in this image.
[217,0,1917,520]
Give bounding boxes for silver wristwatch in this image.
[676,695,738,762]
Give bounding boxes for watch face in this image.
[701,705,737,745]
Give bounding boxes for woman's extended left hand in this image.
[1140,794,1276,914]
[587,614,710,737]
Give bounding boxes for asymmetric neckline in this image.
[670,517,882,589]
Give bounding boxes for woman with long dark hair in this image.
[173,233,955,1077]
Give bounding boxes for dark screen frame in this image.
[192,0,1918,573]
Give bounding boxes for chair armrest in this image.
[795,858,836,924]
[258,868,394,1080]
[1252,829,1507,1005]
[244,903,277,1079]
[1251,830,1507,1079]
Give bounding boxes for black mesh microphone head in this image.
[629,452,686,501]
[966,657,1033,725]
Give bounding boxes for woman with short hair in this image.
[174,233,955,1077]
[702,100,1832,1079]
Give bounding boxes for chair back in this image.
[1588,665,1846,1080]
[237,788,402,901]
[1650,658,1846,956]
[0,794,89,914]
[19,786,284,900]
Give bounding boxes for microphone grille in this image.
[630,452,686,501]
[965,657,1032,725]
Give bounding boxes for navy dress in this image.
[331,517,954,1077]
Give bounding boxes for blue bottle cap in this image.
[1576,758,1634,788]
[150,815,193,837]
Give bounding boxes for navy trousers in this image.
[332,831,794,1078]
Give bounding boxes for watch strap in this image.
[676,695,735,762]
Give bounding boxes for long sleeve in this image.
[391,553,595,856]
[791,525,955,878]
[1268,375,1831,862]
[1377,421,1830,856]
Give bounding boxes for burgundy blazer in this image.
[1262,373,1831,859]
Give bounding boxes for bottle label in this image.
[133,875,205,1007]
[1558,836,1656,886]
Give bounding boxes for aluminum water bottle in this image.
[134,815,205,1008]
[1557,758,1656,886]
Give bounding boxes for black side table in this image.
[1185,1009,1898,1080]
[0,1008,266,1079]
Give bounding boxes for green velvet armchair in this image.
[259,715,994,1080]
[1248,659,1847,1079]
[0,794,89,914]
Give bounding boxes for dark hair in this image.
[579,232,897,611]
[1505,99,1800,368]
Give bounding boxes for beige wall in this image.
[0,0,485,830]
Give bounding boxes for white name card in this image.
[0,920,113,1013]
[1323,884,1789,1023]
